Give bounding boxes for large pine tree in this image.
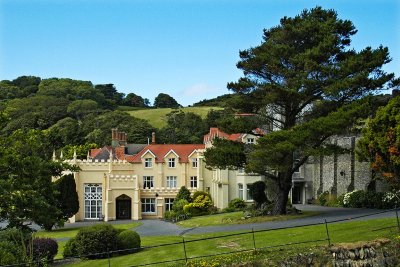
[204,7,395,214]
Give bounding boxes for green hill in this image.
[127,106,222,128]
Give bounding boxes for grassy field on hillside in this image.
[127,106,222,128]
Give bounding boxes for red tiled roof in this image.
[90,148,102,158]
[129,144,205,163]
[203,127,243,143]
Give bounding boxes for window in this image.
[141,198,155,213]
[192,158,198,168]
[144,158,152,168]
[294,159,300,173]
[84,184,102,219]
[247,138,255,144]
[168,158,176,168]
[238,183,243,200]
[246,184,253,200]
[166,176,177,188]
[190,176,197,188]
[143,176,154,189]
[165,198,174,211]
[238,168,245,174]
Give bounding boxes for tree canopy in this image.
[154,93,180,108]
[204,7,395,214]
[0,129,76,230]
[357,95,400,190]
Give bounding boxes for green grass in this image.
[177,211,320,228]
[127,106,222,128]
[62,217,400,267]
[35,221,141,239]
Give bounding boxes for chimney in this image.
[111,128,119,147]
[120,132,127,146]
[152,132,156,144]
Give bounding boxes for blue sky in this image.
[1,0,399,106]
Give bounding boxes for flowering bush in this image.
[382,190,400,208]
[184,193,213,216]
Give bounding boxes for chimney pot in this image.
[152,132,156,144]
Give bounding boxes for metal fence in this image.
[2,208,400,267]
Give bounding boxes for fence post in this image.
[182,237,188,263]
[324,219,331,246]
[396,209,400,233]
[107,248,111,267]
[251,228,257,251]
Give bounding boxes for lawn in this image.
[177,210,320,227]
[127,106,222,128]
[62,217,400,267]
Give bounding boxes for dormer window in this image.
[247,138,255,144]
[144,158,152,168]
[168,158,176,168]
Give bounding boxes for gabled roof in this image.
[203,127,265,144]
[203,127,243,143]
[130,144,205,163]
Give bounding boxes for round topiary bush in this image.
[117,230,141,254]
[31,238,58,263]
[75,223,118,259]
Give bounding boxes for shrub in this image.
[31,238,58,263]
[317,191,329,206]
[248,181,268,208]
[228,198,246,211]
[383,190,400,209]
[192,191,212,202]
[0,241,24,266]
[75,223,118,259]
[164,210,177,221]
[183,194,213,216]
[175,186,192,202]
[117,230,141,254]
[63,237,78,258]
[172,199,189,213]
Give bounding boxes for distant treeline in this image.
[0,76,260,157]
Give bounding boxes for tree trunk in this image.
[271,185,291,215]
[271,172,292,215]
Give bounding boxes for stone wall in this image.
[329,239,398,267]
[305,135,373,199]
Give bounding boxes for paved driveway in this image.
[134,205,398,236]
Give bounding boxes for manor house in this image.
[61,128,375,222]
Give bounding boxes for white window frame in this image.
[165,198,174,211]
[192,158,198,168]
[143,176,154,189]
[141,198,156,213]
[246,184,253,200]
[247,138,255,144]
[238,183,243,200]
[166,176,177,188]
[190,176,197,188]
[294,159,300,173]
[144,158,153,168]
[168,158,176,168]
[84,183,102,219]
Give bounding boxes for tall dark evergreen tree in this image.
[54,174,79,221]
[204,7,395,214]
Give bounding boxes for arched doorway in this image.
[116,194,132,220]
